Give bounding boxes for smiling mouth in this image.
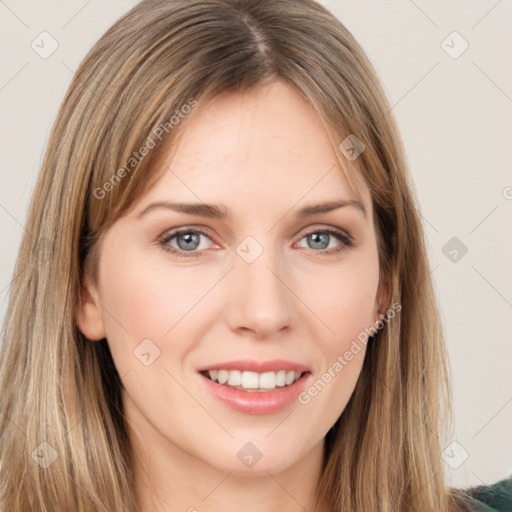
[200,369,309,392]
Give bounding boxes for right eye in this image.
[159,227,218,258]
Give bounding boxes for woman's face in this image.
[77,80,385,477]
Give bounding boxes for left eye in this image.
[296,229,353,253]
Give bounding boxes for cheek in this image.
[297,274,372,429]
[295,254,378,414]
[313,272,372,380]
[99,246,213,338]
[301,253,380,342]
[96,240,226,383]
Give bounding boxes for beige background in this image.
[0,0,511,490]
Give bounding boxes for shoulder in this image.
[457,475,512,512]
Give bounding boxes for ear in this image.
[75,276,106,341]
[372,234,395,327]
[371,273,392,326]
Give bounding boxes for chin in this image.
[201,443,306,476]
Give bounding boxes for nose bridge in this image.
[227,234,292,335]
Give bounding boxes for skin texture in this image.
[76,80,387,512]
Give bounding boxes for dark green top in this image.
[460,476,512,511]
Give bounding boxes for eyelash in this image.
[157,226,354,259]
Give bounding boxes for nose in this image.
[224,242,293,339]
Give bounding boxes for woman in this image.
[0,0,510,511]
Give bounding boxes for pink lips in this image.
[197,359,311,373]
[197,359,312,415]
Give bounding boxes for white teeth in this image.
[217,369,229,384]
[275,369,286,387]
[259,371,276,389]
[241,371,259,389]
[285,370,296,385]
[227,370,242,386]
[206,369,304,390]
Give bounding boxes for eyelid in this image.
[158,226,219,248]
[295,223,352,239]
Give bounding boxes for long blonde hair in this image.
[0,0,470,510]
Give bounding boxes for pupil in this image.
[309,233,328,250]
[177,232,200,250]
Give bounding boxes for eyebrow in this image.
[137,198,367,220]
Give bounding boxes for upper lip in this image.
[197,359,311,374]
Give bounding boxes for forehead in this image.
[135,80,371,217]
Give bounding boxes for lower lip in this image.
[198,372,311,415]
